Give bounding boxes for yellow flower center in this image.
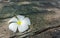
[17,20,22,25]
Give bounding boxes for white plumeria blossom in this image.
[8,15,31,32]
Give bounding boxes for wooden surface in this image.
[0,1,60,38]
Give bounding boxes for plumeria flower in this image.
[8,15,31,32]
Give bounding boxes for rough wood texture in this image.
[0,1,60,38]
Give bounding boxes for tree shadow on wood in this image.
[0,2,56,19]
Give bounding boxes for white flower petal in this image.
[17,15,25,20]
[18,25,28,32]
[22,17,31,25]
[9,23,18,32]
[8,17,17,23]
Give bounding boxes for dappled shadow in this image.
[0,2,56,19]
